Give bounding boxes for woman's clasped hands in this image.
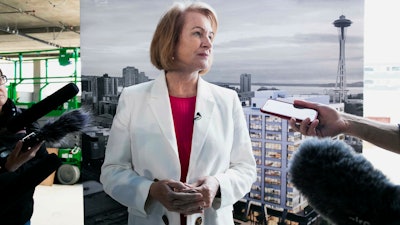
[149,176,220,215]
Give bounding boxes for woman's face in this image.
[174,11,215,74]
[0,75,7,110]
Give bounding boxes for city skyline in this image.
[81,0,364,84]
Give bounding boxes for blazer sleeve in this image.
[214,94,257,208]
[100,89,153,217]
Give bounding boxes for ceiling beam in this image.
[0,26,80,35]
[0,26,63,48]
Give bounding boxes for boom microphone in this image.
[21,109,91,151]
[6,82,79,133]
[288,138,400,225]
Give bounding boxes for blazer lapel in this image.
[148,75,179,158]
[190,77,215,168]
[148,76,216,181]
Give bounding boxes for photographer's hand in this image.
[4,140,44,172]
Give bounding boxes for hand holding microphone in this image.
[3,82,90,151]
[3,140,43,172]
[20,109,91,152]
[0,82,90,214]
[288,138,400,225]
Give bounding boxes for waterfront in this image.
[250,85,363,95]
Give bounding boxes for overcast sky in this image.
[80,0,364,84]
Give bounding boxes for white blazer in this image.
[100,75,256,225]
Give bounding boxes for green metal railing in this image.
[0,48,80,116]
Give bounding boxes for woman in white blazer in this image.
[100,2,256,225]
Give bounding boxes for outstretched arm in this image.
[289,100,400,154]
[342,112,400,154]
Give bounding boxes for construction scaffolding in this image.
[0,47,80,116]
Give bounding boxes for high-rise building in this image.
[123,66,149,87]
[242,107,315,224]
[239,73,254,106]
[97,74,119,115]
[240,94,336,224]
[240,73,252,92]
[97,73,118,101]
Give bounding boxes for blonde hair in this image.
[150,2,218,75]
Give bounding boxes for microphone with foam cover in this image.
[21,109,91,151]
[288,138,400,225]
[6,82,79,133]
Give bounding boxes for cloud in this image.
[81,0,364,84]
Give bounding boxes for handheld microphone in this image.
[6,82,79,133]
[288,138,400,225]
[21,109,91,152]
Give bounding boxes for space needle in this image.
[333,15,352,103]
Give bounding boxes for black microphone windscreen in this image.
[20,109,91,151]
[39,109,91,142]
[288,138,400,225]
[6,83,79,133]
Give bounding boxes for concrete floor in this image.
[31,184,84,225]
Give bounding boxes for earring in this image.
[172,56,175,61]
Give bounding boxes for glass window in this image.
[265,115,281,122]
[250,131,262,139]
[265,142,282,150]
[250,115,262,121]
[265,124,281,132]
[265,160,281,168]
[266,133,281,141]
[265,151,281,159]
